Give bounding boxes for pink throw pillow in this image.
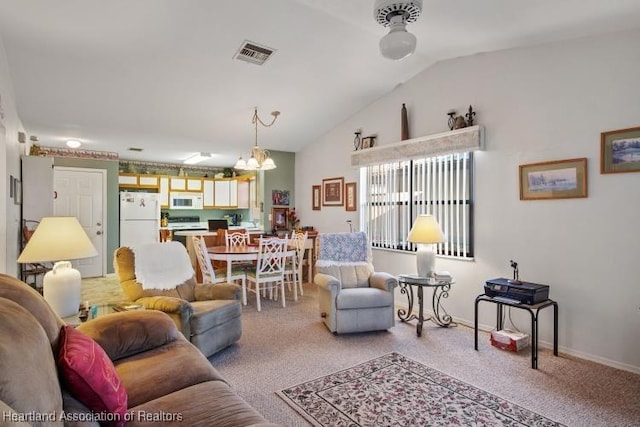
[57,325,127,427]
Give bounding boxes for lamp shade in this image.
[17,216,98,263]
[407,215,444,244]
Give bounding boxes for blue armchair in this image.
[314,232,397,334]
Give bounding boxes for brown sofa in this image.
[0,273,278,427]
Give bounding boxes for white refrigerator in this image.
[120,192,160,248]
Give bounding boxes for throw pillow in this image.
[57,325,127,427]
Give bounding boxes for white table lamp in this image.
[407,214,444,278]
[17,217,98,317]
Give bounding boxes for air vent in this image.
[128,147,143,152]
[233,40,275,65]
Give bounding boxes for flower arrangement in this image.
[288,208,300,229]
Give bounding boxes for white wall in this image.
[0,33,25,276]
[296,29,640,373]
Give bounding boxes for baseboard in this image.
[394,302,640,375]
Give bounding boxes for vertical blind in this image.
[360,152,473,259]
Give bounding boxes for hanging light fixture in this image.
[235,107,280,171]
[374,0,423,61]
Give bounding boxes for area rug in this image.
[277,352,563,427]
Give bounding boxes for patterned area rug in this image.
[277,352,563,427]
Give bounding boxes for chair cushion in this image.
[335,288,394,310]
[190,300,242,335]
[57,325,127,427]
[316,263,373,288]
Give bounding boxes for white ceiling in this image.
[2,0,640,167]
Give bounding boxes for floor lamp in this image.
[407,214,444,278]
[17,216,98,317]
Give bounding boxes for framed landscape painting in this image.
[601,126,640,174]
[322,177,344,206]
[519,158,587,200]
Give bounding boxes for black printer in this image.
[484,278,550,305]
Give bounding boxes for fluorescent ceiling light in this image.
[183,152,212,165]
[66,139,81,148]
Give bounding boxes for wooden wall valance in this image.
[350,125,484,167]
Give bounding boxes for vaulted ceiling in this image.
[2,0,639,166]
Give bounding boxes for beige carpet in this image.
[82,277,640,427]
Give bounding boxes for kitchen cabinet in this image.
[170,177,202,192]
[214,179,238,208]
[187,178,202,191]
[118,173,160,189]
[203,179,215,208]
[159,176,170,208]
[169,177,186,191]
[237,180,250,209]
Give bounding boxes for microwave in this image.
[169,192,203,210]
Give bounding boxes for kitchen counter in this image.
[172,228,264,236]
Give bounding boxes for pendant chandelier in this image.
[234,107,280,171]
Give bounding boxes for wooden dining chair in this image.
[246,237,287,311]
[193,235,248,304]
[283,231,308,300]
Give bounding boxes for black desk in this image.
[397,274,455,337]
[474,294,558,369]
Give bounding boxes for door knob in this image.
[97,222,102,226]
[96,231,102,235]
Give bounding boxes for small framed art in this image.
[601,126,640,174]
[322,177,344,206]
[345,182,357,211]
[519,158,587,201]
[312,185,321,210]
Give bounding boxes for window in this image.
[360,152,474,259]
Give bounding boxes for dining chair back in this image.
[225,229,250,248]
[284,231,308,299]
[193,234,248,303]
[246,237,287,311]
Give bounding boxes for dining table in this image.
[207,245,299,300]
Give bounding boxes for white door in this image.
[54,167,106,278]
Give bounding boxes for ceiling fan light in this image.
[379,22,416,60]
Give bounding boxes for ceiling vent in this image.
[233,40,275,65]
[128,147,143,152]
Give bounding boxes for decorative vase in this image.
[401,103,409,140]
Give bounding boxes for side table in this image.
[474,294,558,369]
[397,274,455,337]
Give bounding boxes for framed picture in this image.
[600,126,640,174]
[519,158,587,201]
[345,182,357,211]
[272,189,290,206]
[271,207,289,230]
[322,177,344,206]
[312,185,321,210]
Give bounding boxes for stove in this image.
[166,216,207,230]
[166,216,208,246]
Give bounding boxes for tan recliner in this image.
[314,232,397,334]
[114,242,242,357]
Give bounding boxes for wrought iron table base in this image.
[397,278,454,337]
